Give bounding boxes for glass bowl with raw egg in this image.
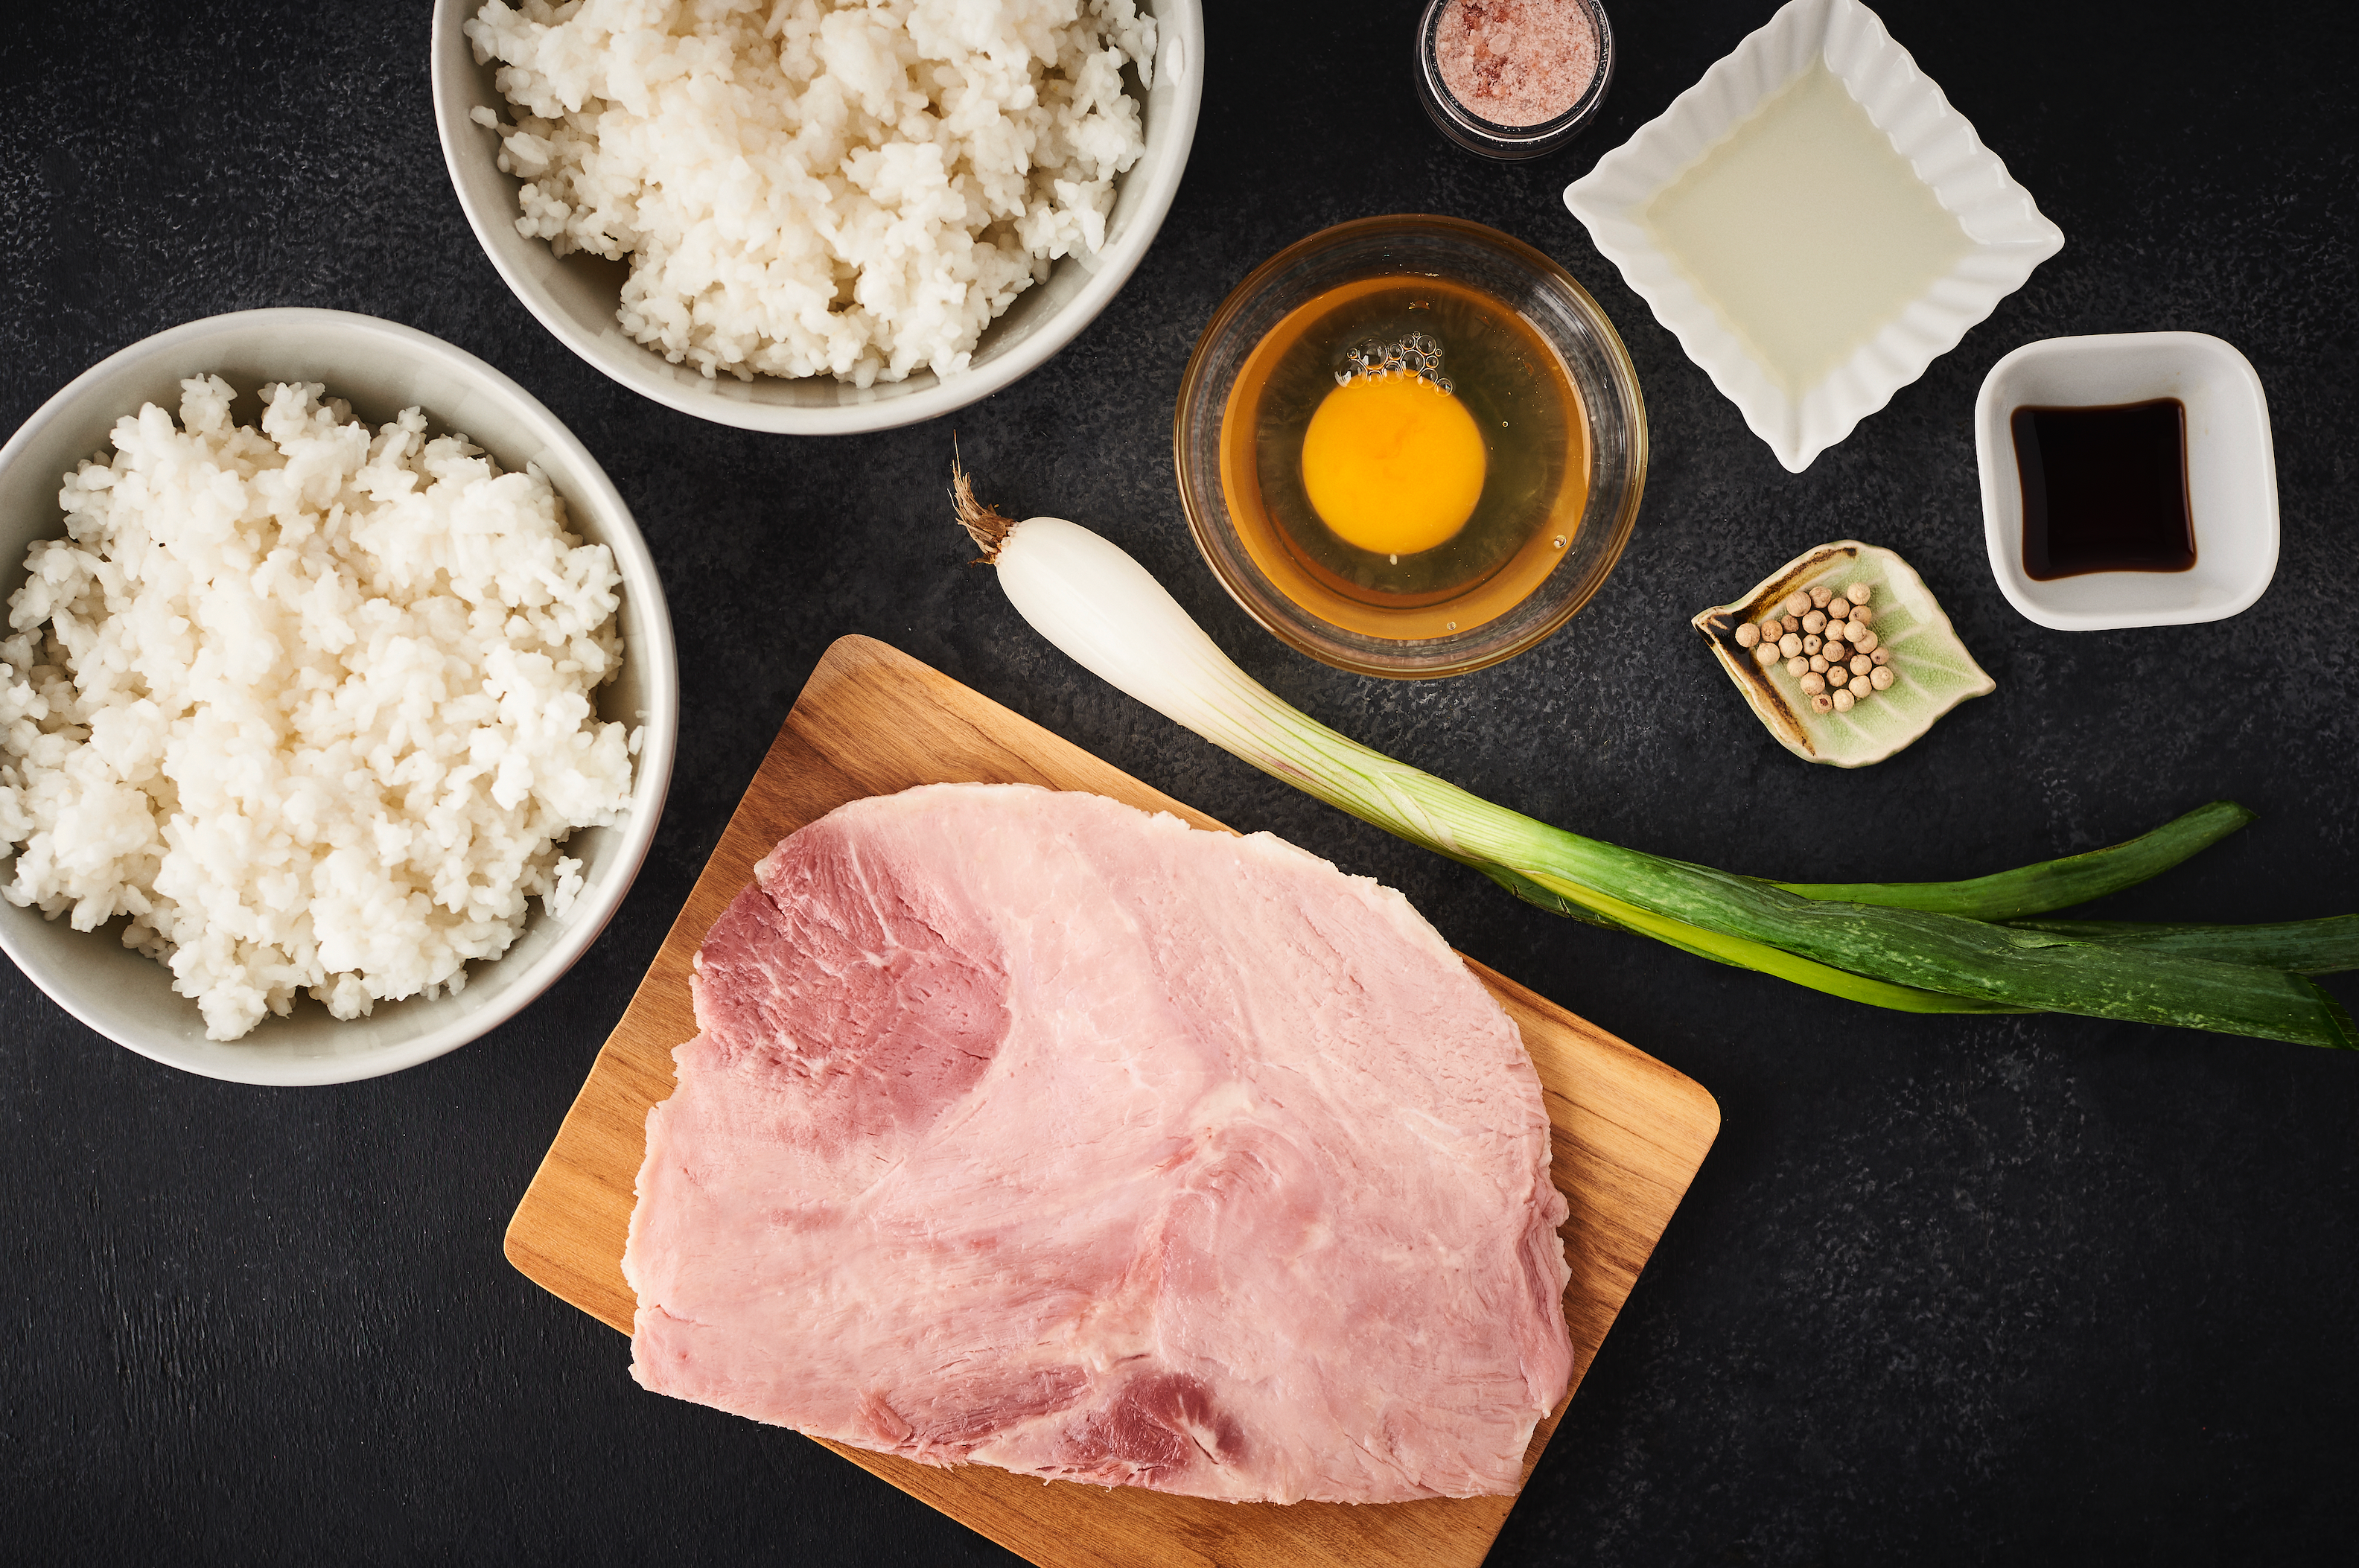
[1174,214,1646,678]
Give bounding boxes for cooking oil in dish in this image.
[1219,276,1588,640]
[1642,63,1974,394]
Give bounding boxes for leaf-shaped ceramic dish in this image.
[1693,541,1993,767]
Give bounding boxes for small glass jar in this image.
[1414,0,1616,162]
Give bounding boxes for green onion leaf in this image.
[1483,863,2031,1014]
[1770,801,2253,920]
[1371,768,2355,1048]
[2003,915,2359,975]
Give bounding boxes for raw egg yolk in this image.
[1299,375,1487,557]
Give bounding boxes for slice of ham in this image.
[623,783,1573,1504]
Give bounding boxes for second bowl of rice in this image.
[432,0,1205,435]
[0,308,678,1086]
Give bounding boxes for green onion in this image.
[1771,801,2255,920]
[952,471,2356,1051]
[2002,916,2358,975]
[1479,863,2030,1014]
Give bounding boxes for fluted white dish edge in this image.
[1564,0,2063,472]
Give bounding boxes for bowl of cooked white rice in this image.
[431,0,1203,435]
[0,308,678,1085]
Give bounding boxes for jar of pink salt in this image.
[1415,0,1615,161]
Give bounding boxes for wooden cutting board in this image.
[507,634,1719,1568]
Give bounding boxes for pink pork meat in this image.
[623,783,1573,1504]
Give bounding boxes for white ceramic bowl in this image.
[1976,331,2278,631]
[430,0,1204,436]
[1564,0,2063,472]
[0,309,679,1085]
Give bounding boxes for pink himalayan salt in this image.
[1433,0,1599,129]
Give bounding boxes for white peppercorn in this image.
[1743,574,1906,725]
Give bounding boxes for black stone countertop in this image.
[4,1,2355,1562]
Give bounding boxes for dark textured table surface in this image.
[4,1,2355,1562]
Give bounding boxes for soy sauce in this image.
[2013,398,2195,581]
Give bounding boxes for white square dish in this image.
[1976,331,2279,631]
[1563,0,2063,472]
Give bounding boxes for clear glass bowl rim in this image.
[1171,213,1649,679]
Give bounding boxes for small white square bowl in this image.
[1975,331,2279,631]
[1563,0,2063,472]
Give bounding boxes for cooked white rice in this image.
[0,377,638,1041]
[464,0,1155,386]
